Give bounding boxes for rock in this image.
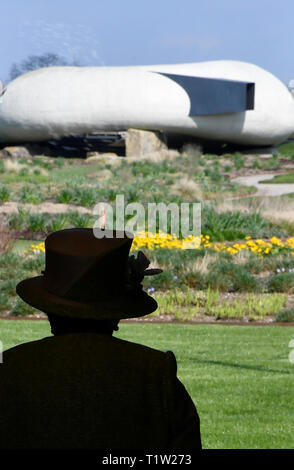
[125,128,167,158]
[86,151,118,160]
[0,145,32,159]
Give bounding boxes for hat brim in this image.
[16,276,158,320]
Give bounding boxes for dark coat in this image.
[0,332,201,449]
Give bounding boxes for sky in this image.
[0,0,293,84]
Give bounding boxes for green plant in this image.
[8,206,30,230]
[202,205,284,241]
[18,185,43,204]
[19,167,29,176]
[0,279,17,296]
[22,254,45,272]
[56,189,74,204]
[0,185,11,202]
[54,157,65,167]
[8,213,23,230]
[11,298,38,316]
[276,308,294,322]
[205,261,258,292]
[0,252,20,269]
[268,273,294,293]
[245,293,286,320]
[0,292,12,311]
[143,270,176,291]
[233,152,245,170]
[181,271,204,289]
[28,213,47,232]
[102,188,118,202]
[74,188,97,207]
[205,286,220,312]
[243,257,264,274]
[68,212,93,228]
[47,214,69,232]
[31,157,53,171]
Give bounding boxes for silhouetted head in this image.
[47,313,119,336]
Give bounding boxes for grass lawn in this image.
[1,319,294,449]
[260,172,294,184]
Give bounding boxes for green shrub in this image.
[19,167,29,176]
[143,270,176,291]
[243,257,264,274]
[0,185,11,202]
[0,292,12,312]
[68,212,93,228]
[204,271,232,292]
[147,247,206,269]
[276,308,294,322]
[0,279,17,296]
[18,185,43,204]
[8,206,31,230]
[268,273,294,293]
[102,188,117,202]
[47,214,69,232]
[202,205,284,241]
[8,212,25,230]
[261,256,294,273]
[54,157,65,167]
[11,298,38,316]
[233,152,245,170]
[0,252,20,269]
[74,188,97,207]
[22,254,45,272]
[28,213,47,232]
[181,271,204,289]
[57,189,74,204]
[31,157,43,166]
[259,155,280,171]
[32,157,53,170]
[205,261,258,292]
[125,188,140,203]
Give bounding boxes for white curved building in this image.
[0,60,294,146]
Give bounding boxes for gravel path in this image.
[232,173,294,197]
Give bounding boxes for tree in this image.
[9,53,79,81]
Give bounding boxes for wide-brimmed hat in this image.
[16,228,162,320]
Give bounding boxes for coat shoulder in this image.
[1,333,178,375]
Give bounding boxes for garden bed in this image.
[2,145,294,323]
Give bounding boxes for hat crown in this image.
[43,228,133,300]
